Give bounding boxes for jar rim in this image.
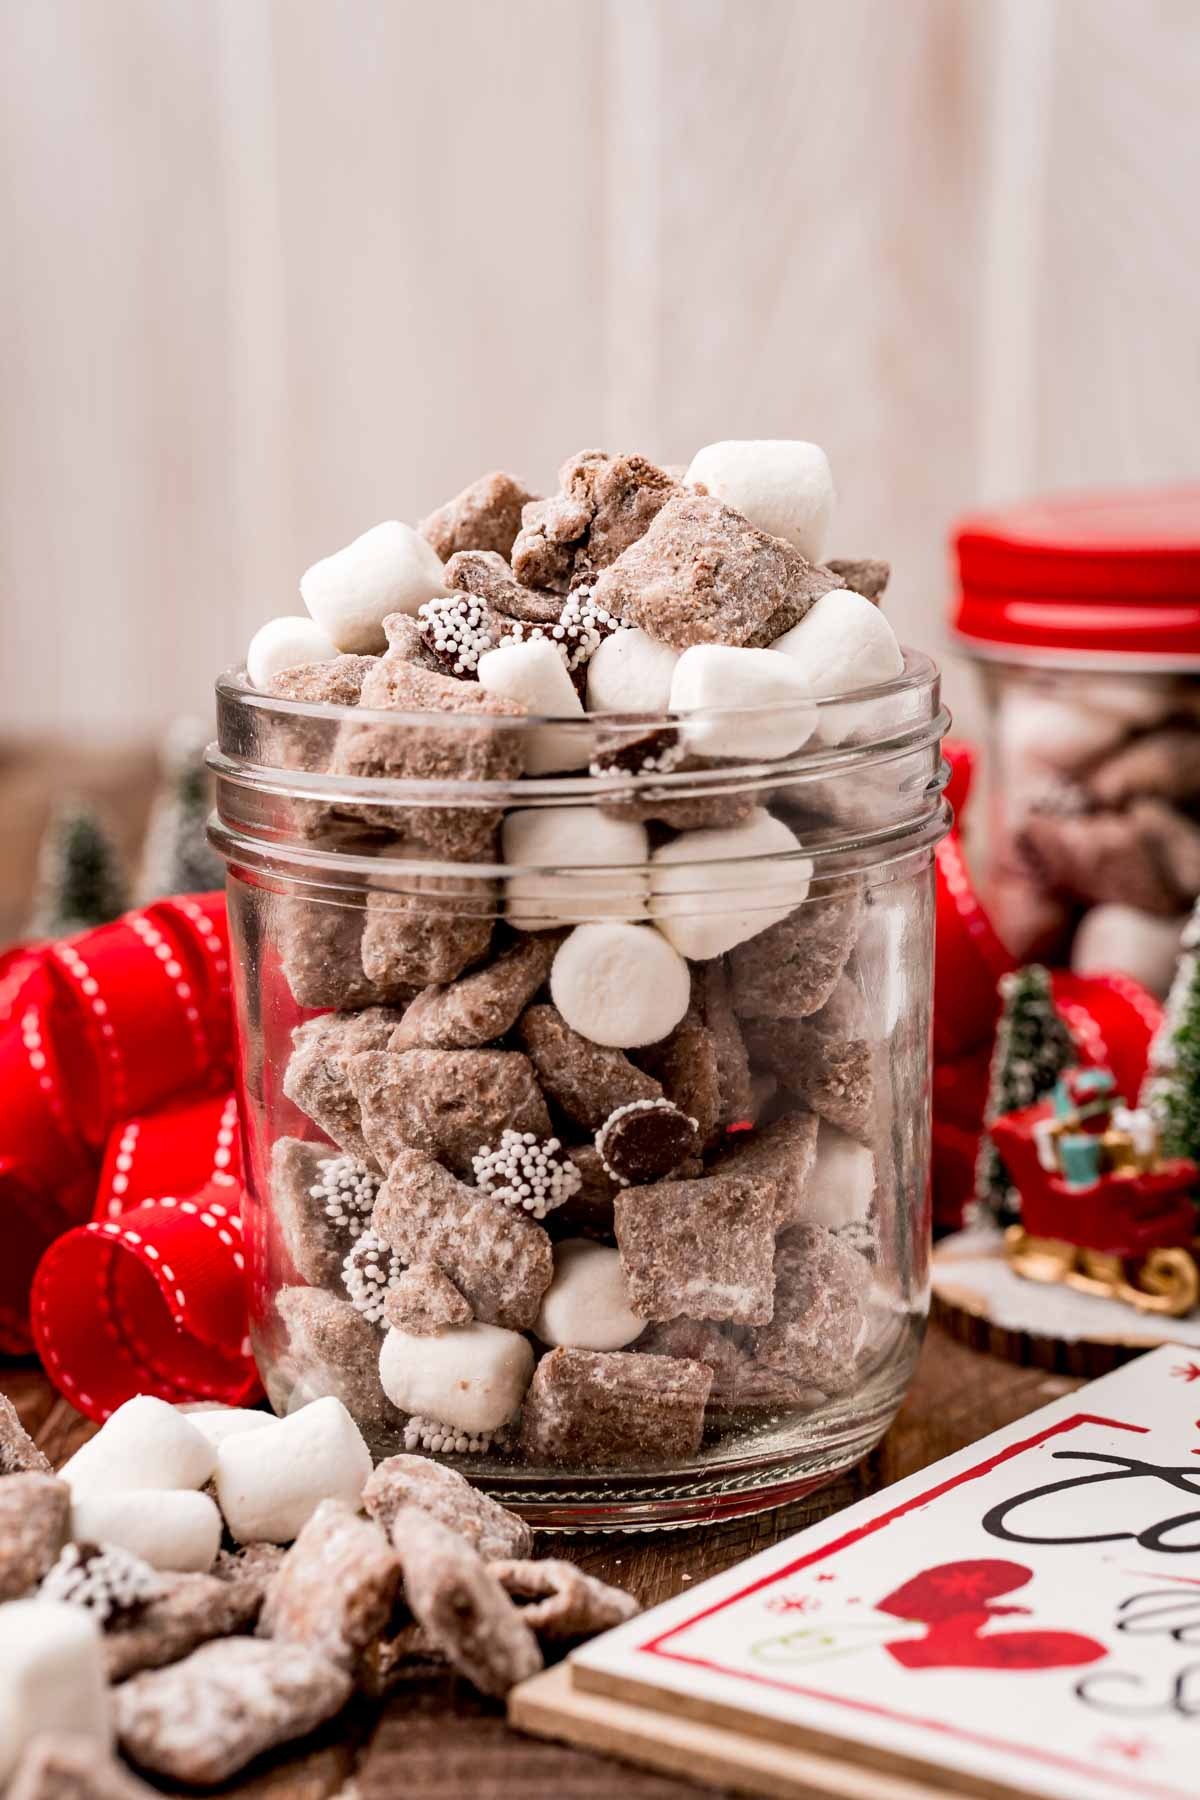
[216,646,940,736]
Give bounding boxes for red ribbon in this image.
[1,895,258,1420]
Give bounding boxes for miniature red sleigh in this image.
[990,1066,1200,1316]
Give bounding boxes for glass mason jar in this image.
[209,652,949,1529]
[953,487,1200,996]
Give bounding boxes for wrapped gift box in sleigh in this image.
[990,1066,1200,1316]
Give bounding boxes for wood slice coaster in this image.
[931,1226,1200,1377]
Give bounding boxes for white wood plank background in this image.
[2,0,1198,743]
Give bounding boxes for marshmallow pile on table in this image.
[244,440,904,1052]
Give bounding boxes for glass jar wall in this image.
[210,656,949,1528]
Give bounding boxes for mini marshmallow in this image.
[802,1122,876,1232]
[534,1240,643,1351]
[245,616,339,689]
[684,439,835,562]
[772,588,904,704]
[550,923,692,1049]
[476,638,588,774]
[177,1406,284,1449]
[585,628,681,714]
[995,689,1125,777]
[214,1397,371,1545]
[378,1321,534,1435]
[300,521,446,653]
[0,1601,110,1782]
[1070,903,1188,998]
[59,1397,216,1499]
[70,1490,222,1574]
[669,644,817,760]
[503,806,649,930]
[648,809,812,961]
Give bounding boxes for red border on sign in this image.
[638,1412,1190,1800]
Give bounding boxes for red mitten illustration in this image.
[877,1560,1106,1673]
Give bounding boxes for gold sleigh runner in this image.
[1004,1228,1200,1318]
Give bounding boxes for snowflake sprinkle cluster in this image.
[39,1540,164,1628]
[472,1129,582,1219]
[504,586,621,674]
[341,1229,403,1324]
[311,1154,380,1243]
[402,1416,506,1456]
[417,594,495,676]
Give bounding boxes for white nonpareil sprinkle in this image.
[39,1540,164,1627]
[310,1154,381,1243]
[471,1129,583,1220]
[417,594,495,674]
[341,1230,403,1324]
[401,1415,504,1456]
[504,587,620,673]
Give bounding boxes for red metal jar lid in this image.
[952,484,1200,666]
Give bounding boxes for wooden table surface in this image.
[8,1323,1077,1800]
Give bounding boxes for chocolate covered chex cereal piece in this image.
[259,1500,400,1671]
[743,1017,876,1143]
[391,1505,541,1697]
[519,1347,712,1466]
[363,1454,531,1560]
[266,654,376,709]
[283,1005,405,1168]
[360,877,495,990]
[358,1619,446,1696]
[730,884,865,1019]
[557,1144,621,1236]
[710,1112,819,1230]
[824,558,890,602]
[278,896,398,1011]
[491,1559,640,1638]
[696,961,754,1125]
[389,933,560,1050]
[0,1394,51,1475]
[212,1541,286,1599]
[615,1171,777,1325]
[382,609,446,670]
[443,550,564,625]
[276,1286,400,1431]
[419,470,537,563]
[518,1003,661,1130]
[592,493,843,650]
[512,450,679,593]
[635,1317,808,1411]
[384,1261,472,1336]
[1018,805,1192,917]
[635,1006,722,1143]
[373,1148,552,1330]
[1087,727,1200,807]
[595,1097,700,1186]
[596,752,757,833]
[751,1225,871,1395]
[349,1046,550,1177]
[1131,797,1200,902]
[114,1638,353,1784]
[331,658,524,858]
[261,655,379,795]
[6,1736,160,1800]
[105,1570,266,1682]
[0,1474,68,1600]
[270,1139,359,1286]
